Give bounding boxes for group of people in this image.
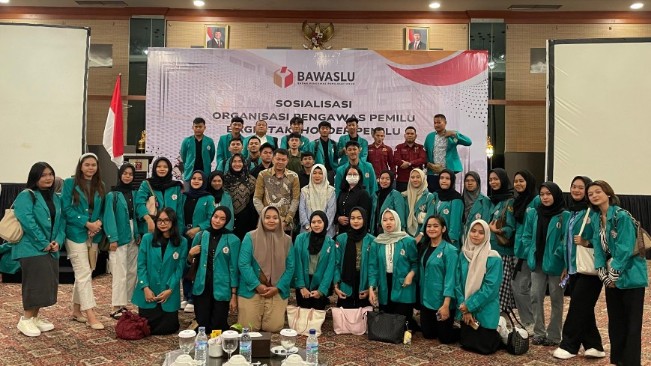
[4,114,647,365]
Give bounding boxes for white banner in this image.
[146,49,488,185]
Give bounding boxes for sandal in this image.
[110,308,126,320]
[72,314,87,323]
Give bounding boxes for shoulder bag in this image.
[366,311,406,344]
[115,309,151,340]
[331,306,373,335]
[286,305,326,336]
[505,308,529,355]
[494,199,514,247]
[576,208,598,275]
[0,190,35,244]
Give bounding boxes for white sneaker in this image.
[32,317,55,332]
[584,348,606,358]
[181,300,188,308]
[553,347,576,359]
[17,317,41,337]
[525,324,535,337]
[184,303,194,313]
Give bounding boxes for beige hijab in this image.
[303,164,335,212]
[374,209,409,245]
[404,168,428,235]
[251,206,292,286]
[461,219,500,300]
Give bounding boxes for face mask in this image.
[346,175,360,185]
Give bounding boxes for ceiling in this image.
[1,0,647,12]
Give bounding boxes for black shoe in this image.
[543,339,560,347]
[532,336,546,345]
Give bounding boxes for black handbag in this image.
[366,311,406,344]
[505,309,529,355]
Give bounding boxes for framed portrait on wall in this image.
[405,27,429,50]
[205,25,229,49]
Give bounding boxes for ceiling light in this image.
[630,2,644,9]
[0,0,10,4]
[193,0,205,7]
[429,2,441,9]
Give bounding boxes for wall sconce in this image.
[486,136,494,159]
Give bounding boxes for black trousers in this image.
[605,286,645,366]
[295,289,329,310]
[459,323,502,355]
[194,269,230,334]
[559,274,604,354]
[139,304,179,335]
[336,271,371,309]
[379,273,417,330]
[420,306,458,343]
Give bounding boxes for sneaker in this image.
[184,303,194,313]
[543,338,560,347]
[584,348,606,358]
[17,317,41,337]
[532,336,546,345]
[32,317,54,332]
[553,347,576,359]
[181,300,188,308]
[525,324,535,337]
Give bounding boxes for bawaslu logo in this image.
[274,66,356,87]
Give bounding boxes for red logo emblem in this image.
[274,66,294,88]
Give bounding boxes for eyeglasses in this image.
[156,218,171,224]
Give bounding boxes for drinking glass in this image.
[178,330,196,355]
[280,328,297,361]
[221,330,239,360]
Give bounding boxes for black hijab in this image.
[225,153,250,186]
[208,206,232,235]
[113,163,136,194]
[207,206,232,267]
[207,171,225,203]
[513,170,537,224]
[376,170,395,216]
[149,157,183,191]
[342,207,367,286]
[462,171,481,222]
[437,169,463,201]
[535,182,565,265]
[308,211,329,255]
[183,170,212,199]
[568,176,593,212]
[489,168,513,204]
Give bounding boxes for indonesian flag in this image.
[103,74,124,167]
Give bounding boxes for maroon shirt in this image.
[394,142,426,182]
[367,143,394,177]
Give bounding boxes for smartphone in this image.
[559,274,570,288]
[470,320,480,330]
[436,311,442,321]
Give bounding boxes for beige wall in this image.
[505,23,651,153]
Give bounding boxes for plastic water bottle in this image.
[194,327,208,365]
[306,329,318,365]
[240,327,252,362]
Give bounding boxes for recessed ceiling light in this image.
[193,0,205,7]
[429,2,441,9]
[0,0,10,4]
[631,2,644,9]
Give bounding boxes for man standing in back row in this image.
[423,114,472,192]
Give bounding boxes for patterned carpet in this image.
[1,267,650,366]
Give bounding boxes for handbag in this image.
[505,309,529,355]
[88,242,99,271]
[576,208,597,275]
[145,181,157,216]
[331,306,373,335]
[0,190,35,244]
[286,305,326,336]
[614,208,651,257]
[115,309,151,340]
[494,199,514,247]
[366,311,406,344]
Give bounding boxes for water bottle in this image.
[194,326,208,365]
[240,327,252,362]
[305,329,318,365]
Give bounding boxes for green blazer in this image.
[293,233,336,296]
[513,196,540,259]
[368,236,418,305]
[401,191,432,236]
[565,209,596,274]
[216,133,247,173]
[425,194,464,247]
[463,194,492,237]
[237,232,296,299]
[333,233,375,297]
[0,243,20,274]
[12,190,65,260]
[103,191,141,246]
[312,138,339,171]
[371,190,405,235]
[592,206,648,289]
[132,234,187,312]
[180,135,216,181]
[135,181,185,229]
[191,231,240,301]
[489,199,515,257]
[61,178,104,244]
[212,192,235,231]
[419,241,458,311]
[522,210,570,276]
[181,195,215,234]
[334,161,378,197]
[280,135,312,153]
[455,255,502,329]
[243,135,277,159]
[423,131,472,174]
[337,134,369,165]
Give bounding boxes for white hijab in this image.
[302,164,334,212]
[461,219,500,300]
[374,209,409,245]
[404,168,428,235]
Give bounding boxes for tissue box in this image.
[222,331,271,359]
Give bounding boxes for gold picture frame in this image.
[405,26,429,51]
[205,25,230,49]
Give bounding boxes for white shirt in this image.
[385,243,396,273]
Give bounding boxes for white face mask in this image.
[346,175,360,185]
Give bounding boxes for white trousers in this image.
[109,238,138,307]
[65,239,97,311]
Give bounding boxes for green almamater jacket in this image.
[134,180,185,229]
[12,189,65,260]
[293,232,336,296]
[333,232,375,297]
[489,198,515,257]
[191,230,240,301]
[103,190,142,246]
[61,178,104,244]
[368,236,418,305]
[425,193,464,247]
[419,241,458,311]
[522,209,570,276]
[455,255,502,330]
